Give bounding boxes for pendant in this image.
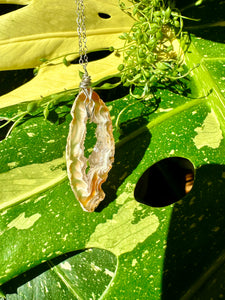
[66,88,115,212]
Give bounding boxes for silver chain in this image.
[76,0,88,73]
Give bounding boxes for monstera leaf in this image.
[0,0,133,107]
[1,0,225,299]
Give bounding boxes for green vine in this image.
[0,0,198,137]
[116,0,198,99]
[0,74,120,139]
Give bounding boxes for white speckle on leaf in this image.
[47,139,55,143]
[193,112,223,149]
[34,195,47,203]
[1,210,8,216]
[27,132,35,137]
[104,268,114,277]
[132,259,137,267]
[169,149,175,155]
[115,192,130,205]
[7,212,41,230]
[60,261,72,271]
[62,234,68,241]
[86,200,159,256]
[157,108,173,112]
[7,161,19,169]
[142,250,149,257]
[91,263,102,272]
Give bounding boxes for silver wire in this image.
[76,0,88,73]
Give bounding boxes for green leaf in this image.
[1,0,225,299]
[2,249,117,300]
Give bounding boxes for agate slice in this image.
[66,88,115,212]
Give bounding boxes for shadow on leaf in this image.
[177,0,225,43]
[162,163,225,299]
[97,122,152,212]
[1,248,117,299]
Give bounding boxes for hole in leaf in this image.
[70,50,112,64]
[0,4,26,16]
[98,12,111,19]
[0,119,14,141]
[84,120,97,173]
[0,69,35,96]
[134,157,195,207]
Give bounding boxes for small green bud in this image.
[40,58,48,63]
[43,107,49,120]
[174,20,180,28]
[153,11,161,17]
[156,62,169,71]
[131,26,138,32]
[48,100,56,109]
[177,67,184,73]
[27,102,38,113]
[148,38,157,46]
[109,46,114,52]
[171,11,179,18]
[156,31,163,40]
[154,17,161,24]
[133,6,138,15]
[166,45,173,52]
[118,64,125,71]
[149,75,157,86]
[138,48,146,58]
[63,57,70,66]
[143,69,151,78]
[120,2,125,9]
[79,70,84,79]
[165,7,171,19]
[33,67,39,76]
[119,33,129,40]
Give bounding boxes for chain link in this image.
[76,0,88,73]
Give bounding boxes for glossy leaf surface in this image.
[0,0,225,299]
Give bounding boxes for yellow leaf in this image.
[0,0,133,107]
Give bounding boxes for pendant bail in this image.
[80,71,91,89]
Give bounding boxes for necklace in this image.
[66,0,115,212]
